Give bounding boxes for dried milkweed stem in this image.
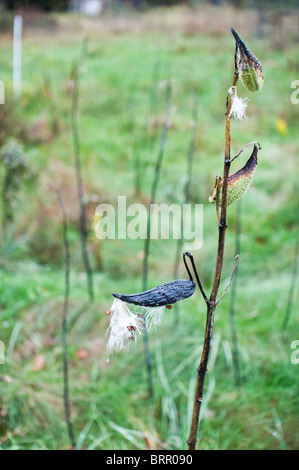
[230,141,261,164]
[71,36,94,302]
[216,255,239,306]
[173,92,199,323]
[281,207,299,333]
[143,80,172,289]
[128,59,161,197]
[142,80,172,398]
[229,199,242,387]
[55,189,76,449]
[125,98,141,196]
[187,71,238,451]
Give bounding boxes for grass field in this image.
[0,3,299,450]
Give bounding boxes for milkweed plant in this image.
[105,29,264,450]
[0,138,29,239]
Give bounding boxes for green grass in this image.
[0,5,299,450]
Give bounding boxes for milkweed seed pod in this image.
[112,278,195,307]
[112,251,196,307]
[107,279,195,358]
[231,28,264,92]
[209,144,259,207]
[106,254,198,357]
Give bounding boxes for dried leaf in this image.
[31,354,46,372]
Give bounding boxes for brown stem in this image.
[142,80,172,398]
[187,72,238,451]
[55,188,76,449]
[71,36,94,302]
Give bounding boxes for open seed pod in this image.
[209,143,259,206]
[113,279,195,307]
[112,253,196,307]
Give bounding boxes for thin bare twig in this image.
[173,92,199,322]
[215,176,221,228]
[71,36,94,302]
[125,98,142,196]
[142,80,172,289]
[281,207,299,333]
[184,252,208,305]
[229,198,242,387]
[142,80,172,398]
[127,60,162,197]
[55,188,76,449]
[230,141,261,164]
[215,255,239,306]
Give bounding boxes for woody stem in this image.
[187,72,238,451]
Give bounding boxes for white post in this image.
[0,80,4,104]
[13,15,22,101]
[0,340,4,365]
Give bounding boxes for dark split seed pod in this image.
[112,279,195,307]
[112,253,196,307]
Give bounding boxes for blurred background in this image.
[0,0,298,450]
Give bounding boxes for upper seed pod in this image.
[231,28,264,92]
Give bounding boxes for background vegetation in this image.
[0,1,298,450]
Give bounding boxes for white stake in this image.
[0,80,4,104]
[13,15,22,101]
